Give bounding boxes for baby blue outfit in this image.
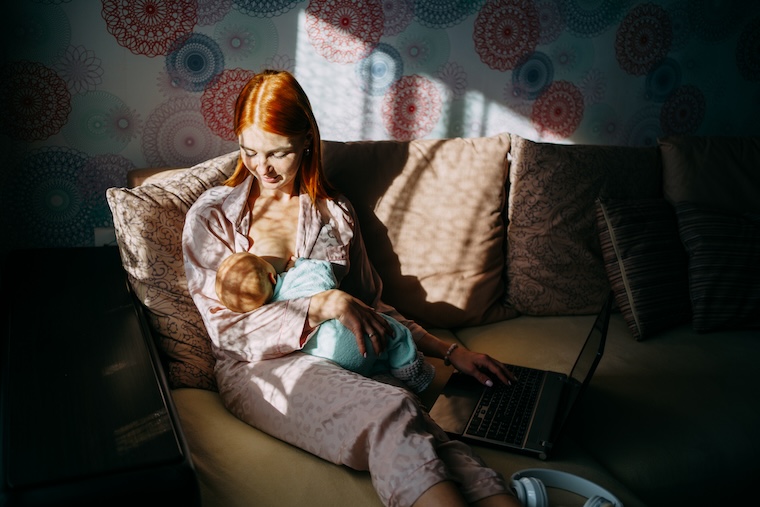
[272,258,434,393]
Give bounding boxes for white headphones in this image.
[510,468,623,507]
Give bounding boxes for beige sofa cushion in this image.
[507,135,662,315]
[106,152,237,391]
[323,133,518,328]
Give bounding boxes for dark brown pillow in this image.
[676,202,760,333]
[596,198,691,340]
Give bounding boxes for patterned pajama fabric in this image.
[216,352,507,507]
[183,174,508,505]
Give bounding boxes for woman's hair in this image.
[224,69,336,202]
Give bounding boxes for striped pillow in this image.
[596,198,691,340]
[676,202,760,333]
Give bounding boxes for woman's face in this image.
[238,124,308,195]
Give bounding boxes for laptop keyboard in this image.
[464,365,543,445]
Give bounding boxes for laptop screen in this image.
[569,293,611,387]
[552,293,612,439]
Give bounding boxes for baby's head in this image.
[216,252,277,313]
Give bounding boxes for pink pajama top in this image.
[182,174,426,364]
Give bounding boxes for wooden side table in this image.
[1,247,200,506]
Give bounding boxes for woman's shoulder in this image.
[318,194,357,225]
[190,184,235,210]
[327,192,356,213]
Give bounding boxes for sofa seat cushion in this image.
[171,328,459,507]
[323,133,517,328]
[569,321,760,507]
[172,387,383,507]
[507,135,662,316]
[173,323,646,507]
[454,314,760,507]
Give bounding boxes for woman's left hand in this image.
[447,346,516,387]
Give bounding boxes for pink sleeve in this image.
[182,191,309,362]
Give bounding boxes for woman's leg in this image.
[421,413,515,505]
[215,352,451,506]
[215,352,515,506]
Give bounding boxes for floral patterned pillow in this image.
[507,134,662,315]
[106,151,237,391]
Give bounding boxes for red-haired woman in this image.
[183,70,520,507]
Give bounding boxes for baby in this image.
[215,252,435,393]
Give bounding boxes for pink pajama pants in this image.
[215,352,508,507]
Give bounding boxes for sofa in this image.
[106,133,760,507]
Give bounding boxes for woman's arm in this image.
[415,332,515,387]
[183,190,310,362]
[335,197,516,387]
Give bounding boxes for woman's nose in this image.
[252,154,268,169]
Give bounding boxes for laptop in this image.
[429,292,613,460]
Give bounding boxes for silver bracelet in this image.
[443,343,459,366]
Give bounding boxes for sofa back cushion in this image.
[660,136,760,215]
[324,133,518,328]
[507,134,662,315]
[660,136,760,333]
[595,198,691,340]
[106,152,237,391]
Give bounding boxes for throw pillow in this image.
[595,198,691,340]
[106,151,238,391]
[675,202,760,333]
[323,133,519,328]
[507,134,662,315]
[659,136,760,215]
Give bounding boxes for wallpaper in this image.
[1,0,759,253]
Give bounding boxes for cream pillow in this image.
[323,133,518,328]
[106,151,237,391]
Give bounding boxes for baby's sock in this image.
[391,352,435,393]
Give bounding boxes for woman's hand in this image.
[416,333,516,387]
[308,289,392,357]
[446,346,516,387]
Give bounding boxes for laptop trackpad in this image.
[429,373,481,434]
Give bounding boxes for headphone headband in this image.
[510,468,623,507]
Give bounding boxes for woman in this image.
[182,69,521,507]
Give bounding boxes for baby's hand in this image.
[284,255,297,271]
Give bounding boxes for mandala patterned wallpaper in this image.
[1,0,759,254]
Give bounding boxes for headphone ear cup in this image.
[511,476,549,507]
[584,495,614,507]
